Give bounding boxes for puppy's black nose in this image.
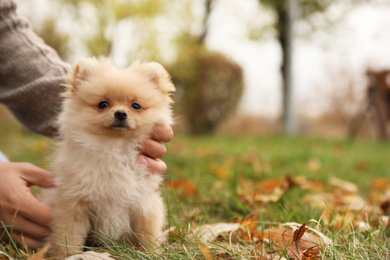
[114,110,128,121]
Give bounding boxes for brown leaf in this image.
[238,215,260,241]
[26,242,50,260]
[215,252,234,259]
[286,223,308,260]
[237,175,290,205]
[200,245,213,260]
[303,247,321,259]
[260,224,324,254]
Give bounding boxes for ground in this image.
[1,107,390,259]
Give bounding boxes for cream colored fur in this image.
[42,58,175,259]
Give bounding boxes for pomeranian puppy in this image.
[42,58,175,259]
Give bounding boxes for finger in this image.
[17,195,53,227]
[150,123,173,143]
[137,156,167,175]
[5,215,50,240]
[18,163,55,188]
[8,232,42,250]
[139,139,167,159]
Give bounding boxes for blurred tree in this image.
[33,17,71,61]
[170,0,244,134]
[60,0,163,58]
[170,41,243,134]
[33,0,165,62]
[258,0,333,134]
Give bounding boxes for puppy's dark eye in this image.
[131,103,141,110]
[98,101,110,109]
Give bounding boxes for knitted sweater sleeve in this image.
[0,0,71,138]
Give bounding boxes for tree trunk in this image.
[276,0,297,135]
[197,0,213,45]
[277,5,289,132]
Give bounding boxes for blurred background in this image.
[9,0,390,139]
[1,2,390,255]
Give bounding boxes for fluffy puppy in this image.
[43,58,175,259]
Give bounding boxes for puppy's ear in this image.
[138,62,176,95]
[65,58,100,94]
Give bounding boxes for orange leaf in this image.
[256,178,287,192]
[26,242,51,260]
[303,247,321,259]
[199,245,213,260]
[165,178,198,198]
[210,162,231,180]
[292,176,324,191]
[237,175,290,205]
[238,215,260,241]
[369,178,389,191]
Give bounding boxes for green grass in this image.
[163,133,390,221]
[1,107,390,259]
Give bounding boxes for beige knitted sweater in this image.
[0,0,71,138]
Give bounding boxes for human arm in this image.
[0,0,70,137]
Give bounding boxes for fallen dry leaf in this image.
[283,222,332,246]
[303,248,321,260]
[261,223,326,256]
[304,158,321,172]
[165,178,198,198]
[369,177,389,191]
[200,245,213,260]
[215,252,234,259]
[238,215,261,241]
[291,176,324,191]
[303,188,366,212]
[64,251,115,260]
[188,223,241,245]
[329,177,358,193]
[286,223,308,260]
[210,157,235,180]
[26,243,50,260]
[0,250,12,260]
[321,210,357,230]
[237,175,290,205]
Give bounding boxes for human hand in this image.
[0,162,55,249]
[137,123,173,175]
